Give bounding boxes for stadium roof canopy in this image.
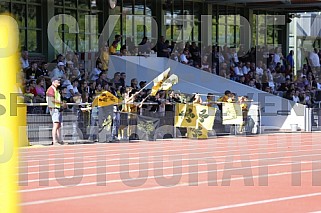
[205,0,321,12]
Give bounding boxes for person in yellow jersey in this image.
[46,77,66,145]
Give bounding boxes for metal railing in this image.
[26,101,261,144]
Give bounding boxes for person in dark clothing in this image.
[156,36,170,58]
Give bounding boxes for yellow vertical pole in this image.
[0,14,22,213]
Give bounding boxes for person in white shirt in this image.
[90,61,103,81]
[256,61,264,76]
[273,47,284,67]
[292,90,300,103]
[20,50,29,70]
[180,49,189,64]
[234,62,244,79]
[231,48,239,65]
[242,62,251,75]
[309,48,320,68]
[50,62,66,79]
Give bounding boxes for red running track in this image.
[19,133,321,213]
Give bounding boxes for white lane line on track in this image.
[19,146,321,184]
[19,135,300,157]
[19,157,318,186]
[21,132,299,154]
[179,193,321,213]
[18,142,318,172]
[19,152,321,192]
[18,139,314,166]
[20,168,321,206]
[19,137,293,159]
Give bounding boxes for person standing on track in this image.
[46,77,66,145]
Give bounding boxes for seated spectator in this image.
[34,77,46,103]
[219,63,229,79]
[180,48,190,64]
[109,41,119,55]
[200,55,211,72]
[256,61,264,77]
[156,36,170,58]
[96,71,109,88]
[95,83,103,96]
[242,62,251,75]
[120,45,128,56]
[24,85,34,103]
[90,61,103,82]
[20,50,30,71]
[111,72,122,90]
[26,62,39,80]
[50,62,66,79]
[120,72,126,88]
[292,89,300,103]
[138,37,151,54]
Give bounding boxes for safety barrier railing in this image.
[25,101,261,144]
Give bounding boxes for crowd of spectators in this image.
[20,34,321,114]
[146,37,321,108]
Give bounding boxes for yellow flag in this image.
[187,123,208,139]
[195,105,216,130]
[153,68,171,86]
[92,91,119,107]
[174,104,197,128]
[151,68,171,96]
[222,102,243,125]
[160,74,179,91]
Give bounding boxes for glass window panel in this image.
[194,21,199,42]
[20,29,26,50]
[218,15,227,25]
[0,2,10,14]
[218,5,227,16]
[252,14,257,46]
[78,33,87,52]
[55,8,64,15]
[54,0,63,6]
[218,24,226,45]
[79,11,90,33]
[258,28,266,45]
[227,15,235,26]
[267,25,274,44]
[28,5,42,29]
[212,22,217,44]
[193,3,201,42]
[146,0,152,16]
[64,0,76,8]
[236,25,240,46]
[64,33,77,52]
[29,0,42,3]
[64,9,77,32]
[173,25,181,42]
[12,3,26,28]
[132,15,145,45]
[228,25,235,46]
[78,0,90,10]
[145,16,153,40]
[123,0,133,15]
[134,0,144,15]
[183,1,193,16]
[27,30,42,52]
[93,0,103,10]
